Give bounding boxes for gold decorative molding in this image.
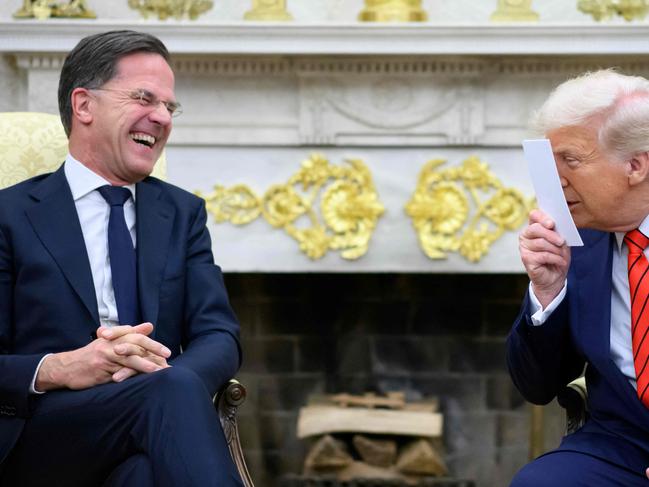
[244,0,293,21]
[128,0,213,20]
[490,0,539,22]
[358,0,427,22]
[578,0,649,21]
[13,0,96,19]
[198,154,385,260]
[405,156,533,262]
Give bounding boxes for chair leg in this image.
[214,379,255,487]
[528,404,545,460]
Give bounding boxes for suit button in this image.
[0,405,16,416]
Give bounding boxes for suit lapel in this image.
[573,230,614,367]
[25,166,99,327]
[574,230,649,420]
[135,179,174,335]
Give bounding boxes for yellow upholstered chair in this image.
[0,111,166,189]
[0,111,253,487]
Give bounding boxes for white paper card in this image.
[522,139,583,247]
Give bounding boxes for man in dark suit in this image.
[0,30,243,486]
[508,69,649,485]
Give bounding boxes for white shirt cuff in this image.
[528,281,567,326]
[30,353,52,394]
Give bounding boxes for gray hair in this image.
[532,69,649,160]
[58,30,170,137]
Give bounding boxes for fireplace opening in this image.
[224,273,565,487]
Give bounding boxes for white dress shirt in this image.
[64,154,137,329]
[529,216,649,389]
[30,155,137,393]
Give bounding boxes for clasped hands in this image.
[36,322,171,391]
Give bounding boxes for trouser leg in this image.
[510,450,647,486]
[102,453,154,487]
[0,367,242,487]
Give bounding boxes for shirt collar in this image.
[614,215,649,251]
[64,154,136,202]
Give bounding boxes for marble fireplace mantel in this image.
[2,21,647,272]
[3,21,649,55]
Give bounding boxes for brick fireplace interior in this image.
[225,273,566,487]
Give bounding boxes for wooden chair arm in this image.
[214,379,255,487]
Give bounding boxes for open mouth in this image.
[130,132,156,148]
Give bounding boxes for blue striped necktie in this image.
[98,185,140,326]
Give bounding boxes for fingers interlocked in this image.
[96,323,172,382]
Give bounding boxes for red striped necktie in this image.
[624,229,649,407]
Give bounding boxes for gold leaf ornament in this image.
[406,156,533,263]
[456,156,494,189]
[199,154,385,260]
[490,0,539,22]
[262,185,307,227]
[578,0,649,21]
[358,0,428,22]
[483,188,530,230]
[195,185,261,225]
[244,0,293,20]
[13,0,96,19]
[128,0,213,20]
[287,226,331,260]
[295,153,331,189]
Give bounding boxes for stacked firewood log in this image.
[297,392,447,484]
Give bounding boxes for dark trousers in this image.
[510,450,649,486]
[0,367,243,487]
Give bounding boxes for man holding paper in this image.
[509,69,649,485]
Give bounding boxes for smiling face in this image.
[76,52,176,185]
[548,124,636,231]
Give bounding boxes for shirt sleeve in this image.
[29,353,52,394]
[528,281,567,326]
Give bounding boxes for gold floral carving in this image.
[128,0,213,20]
[490,0,539,22]
[578,0,648,21]
[13,0,96,19]
[198,154,385,260]
[244,0,293,21]
[405,156,534,263]
[358,0,427,22]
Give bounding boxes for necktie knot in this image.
[625,229,649,256]
[98,185,131,207]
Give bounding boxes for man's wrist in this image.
[532,283,564,309]
[529,281,567,326]
[30,354,53,394]
[35,353,67,391]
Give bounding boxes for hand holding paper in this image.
[522,139,583,247]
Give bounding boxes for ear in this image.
[69,87,94,126]
[627,151,649,186]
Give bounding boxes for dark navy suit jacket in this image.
[0,165,241,466]
[508,229,649,474]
